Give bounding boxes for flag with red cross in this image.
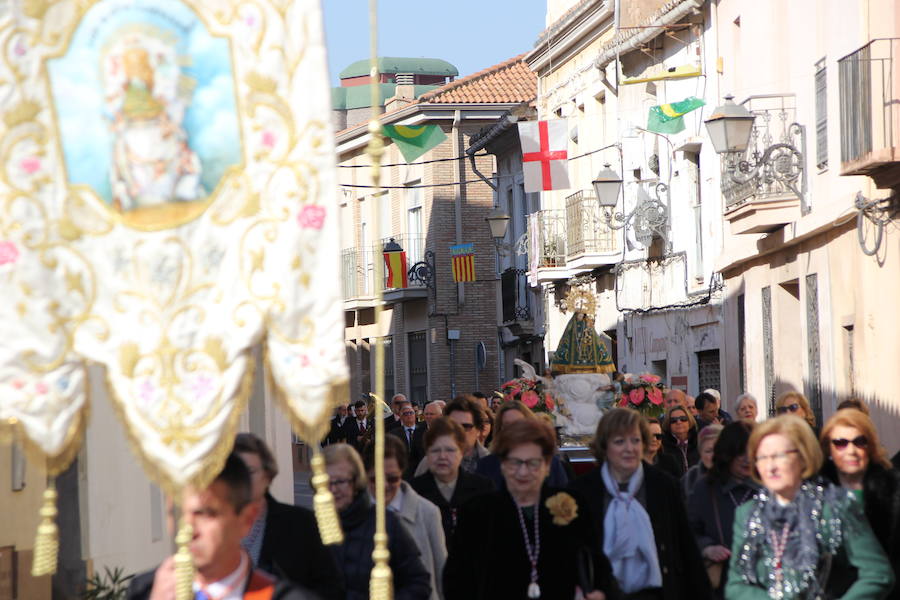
[518,119,571,193]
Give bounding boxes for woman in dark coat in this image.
[643,417,682,480]
[687,421,758,599]
[661,405,700,477]
[444,419,620,600]
[570,408,711,600]
[411,417,494,540]
[323,443,431,600]
[820,409,900,599]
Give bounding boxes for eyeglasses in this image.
[428,446,459,456]
[754,449,799,464]
[670,416,690,424]
[369,474,402,484]
[328,478,354,489]
[830,436,868,450]
[401,412,416,417]
[652,433,664,440]
[776,403,801,414]
[502,457,545,472]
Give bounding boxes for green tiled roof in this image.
[332,83,439,110]
[338,57,458,79]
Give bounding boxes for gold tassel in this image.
[310,451,343,545]
[369,532,393,600]
[174,518,194,600]
[30,478,58,577]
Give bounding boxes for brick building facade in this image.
[335,57,536,406]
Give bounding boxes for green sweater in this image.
[726,495,894,599]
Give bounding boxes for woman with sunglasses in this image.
[411,417,494,541]
[644,417,682,480]
[774,391,818,435]
[682,424,723,497]
[726,415,893,599]
[444,419,620,600]
[820,409,900,599]
[363,435,446,600]
[661,405,700,477]
[322,443,431,600]
[687,421,758,599]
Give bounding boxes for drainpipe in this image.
[594,0,705,70]
[453,109,465,308]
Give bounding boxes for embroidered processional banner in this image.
[0,0,348,491]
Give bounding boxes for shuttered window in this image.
[815,61,828,169]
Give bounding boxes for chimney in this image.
[385,74,417,113]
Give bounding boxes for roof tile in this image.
[418,54,536,104]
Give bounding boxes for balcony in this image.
[721,94,805,234]
[501,268,533,336]
[839,38,900,189]
[526,209,569,285]
[341,234,430,308]
[565,190,620,271]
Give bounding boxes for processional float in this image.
[0,0,393,597]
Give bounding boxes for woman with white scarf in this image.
[571,408,712,600]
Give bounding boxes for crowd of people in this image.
[129,388,900,599]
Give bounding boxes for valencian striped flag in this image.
[647,96,706,134]
[384,247,408,289]
[382,124,448,163]
[450,243,476,282]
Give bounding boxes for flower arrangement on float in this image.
[499,377,570,419]
[616,373,665,418]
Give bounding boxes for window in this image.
[815,59,828,169]
[696,349,721,393]
[361,339,371,396]
[737,294,746,393]
[406,181,423,265]
[407,331,427,407]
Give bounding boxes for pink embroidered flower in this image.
[648,387,663,405]
[14,40,26,56]
[20,157,41,174]
[297,205,326,230]
[521,390,539,409]
[35,382,48,394]
[190,375,215,398]
[12,380,25,390]
[261,130,276,148]
[629,388,645,406]
[0,241,20,265]
[544,393,555,412]
[299,354,311,367]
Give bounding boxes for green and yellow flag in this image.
[382,124,447,163]
[647,96,706,134]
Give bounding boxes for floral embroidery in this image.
[0,241,20,265]
[261,130,276,148]
[20,157,41,174]
[545,492,578,526]
[297,204,326,230]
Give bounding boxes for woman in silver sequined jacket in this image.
[725,415,893,600]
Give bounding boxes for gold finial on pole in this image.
[30,476,58,576]
[367,1,392,598]
[310,450,344,544]
[173,515,195,600]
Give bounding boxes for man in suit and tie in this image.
[397,404,424,477]
[384,394,409,433]
[325,403,349,445]
[343,399,371,451]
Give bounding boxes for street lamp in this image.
[485,207,510,243]
[592,163,623,208]
[705,94,805,202]
[704,95,755,154]
[592,164,668,248]
[382,237,403,253]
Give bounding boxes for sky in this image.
[322,0,547,85]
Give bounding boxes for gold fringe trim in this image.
[30,477,58,577]
[102,350,256,498]
[309,451,343,545]
[0,364,92,477]
[369,533,393,600]
[174,517,194,600]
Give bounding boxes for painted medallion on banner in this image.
[46,0,243,229]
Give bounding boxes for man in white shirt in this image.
[127,454,314,600]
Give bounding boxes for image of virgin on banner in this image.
[46,0,244,229]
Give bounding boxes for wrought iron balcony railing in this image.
[565,189,618,256]
[341,234,430,300]
[526,209,567,270]
[838,38,898,168]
